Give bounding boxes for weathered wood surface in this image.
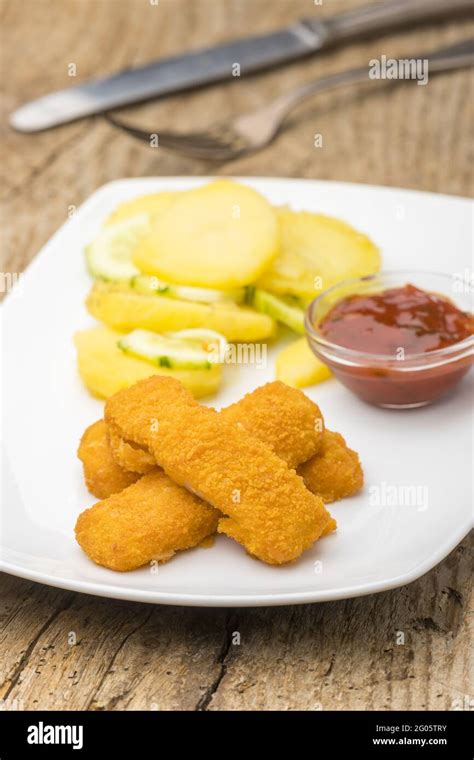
[1,0,472,710]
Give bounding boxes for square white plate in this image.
[1,177,472,606]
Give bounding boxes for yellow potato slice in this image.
[74,326,221,399]
[105,192,176,225]
[133,180,279,288]
[258,208,381,301]
[86,281,276,341]
[276,337,332,389]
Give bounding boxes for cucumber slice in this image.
[165,329,228,363]
[118,329,215,370]
[131,274,246,304]
[131,274,170,296]
[173,284,246,304]
[85,214,150,281]
[250,288,305,334]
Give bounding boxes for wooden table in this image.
[1,0,472,711]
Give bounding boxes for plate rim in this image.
[80,175,473,204]
[0,522,471,607]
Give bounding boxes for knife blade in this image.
[10,0,473,133]
[10,22,328,133]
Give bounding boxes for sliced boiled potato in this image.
[105,192,176,225]
[74,326,221,399]
[258,207,381,301]
[86,281,276,342]
[276,337,332,389]
[133,180,279,288]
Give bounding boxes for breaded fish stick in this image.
[75,470,219,571]
[80,384,360,511]
[104,382,364,507]
[107,381,324,474]
[77,381,333,570]
[221,381,323,469]
[298,430,363,503]
[78,420,140,499]
[90,375,197,477]
[106,419,156,475]
[105,376,333,565]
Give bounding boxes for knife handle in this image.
[304,0,474,45]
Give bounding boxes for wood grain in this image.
[0,0,472,711]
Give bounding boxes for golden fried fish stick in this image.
[298,430,363,503]
[105,376,333,565]
[77,381,334,570]
[107,420,156,474]
[78,382,324,500]
[107,381,323,474]
[75,470,219,571]
[78,420,140,499]
[220,381,323,468]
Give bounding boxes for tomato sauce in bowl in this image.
[306,273,474,408]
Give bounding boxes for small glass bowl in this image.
[305,271,474,409]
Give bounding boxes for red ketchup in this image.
[318,284,474,407]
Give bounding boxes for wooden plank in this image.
[0,575,227,710]
[0,574,74,709]
[90,607,229,711]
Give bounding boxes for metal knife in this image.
[10,0,473,133]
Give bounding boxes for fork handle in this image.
[304,0,474,44]
[259,39,474,128]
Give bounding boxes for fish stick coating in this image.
[105,376,334,565]
[80,381,324,501]
[297,430,363,503]
[75,470,219,571]
[107,420,156,474]
[105,375,198,449]
[78,379,334,569]
[220,381,324,469]
[77,420,140,499]
[107,380,324,473]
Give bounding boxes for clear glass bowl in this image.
[305,271,474,409]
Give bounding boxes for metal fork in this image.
[106,39,474,161]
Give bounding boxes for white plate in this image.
[1,177,472,607]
